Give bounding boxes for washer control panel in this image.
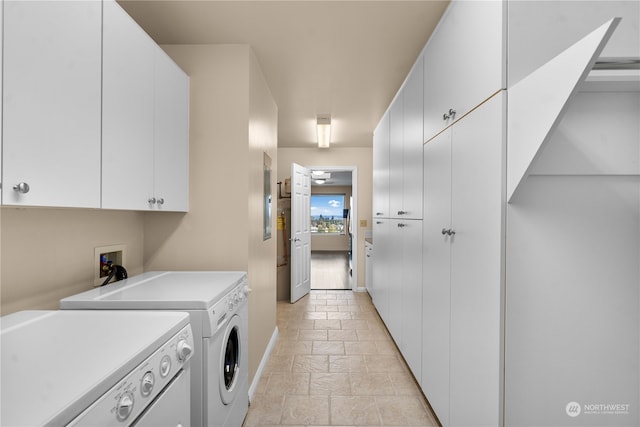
[68,324,194,426]
[207,279,249,335]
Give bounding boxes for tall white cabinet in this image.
[373,1,638,427]
[2,0,102,208]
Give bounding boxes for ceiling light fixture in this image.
[312,170,325,176]
[314,179,326,184]
[317,115,331,149]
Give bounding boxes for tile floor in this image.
[243,290,439,426]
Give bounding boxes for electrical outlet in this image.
[360,219,367,227]
[94,244,126,287]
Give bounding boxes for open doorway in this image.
[308,167,357,290]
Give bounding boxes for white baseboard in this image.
[354,286,368,293]
[248,325,279,402]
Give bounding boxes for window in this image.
[310,194,346,234]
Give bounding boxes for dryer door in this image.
[220,314,243,405]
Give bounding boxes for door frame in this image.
[307,165,359,291]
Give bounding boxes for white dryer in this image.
[1,310,194,426]
[60,271,249,427]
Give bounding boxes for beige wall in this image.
[144,44,278,384]
[0,207,145,314]
[277,148,373,289]
[310,185,352,252]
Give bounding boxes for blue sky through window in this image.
[310,195,344,219]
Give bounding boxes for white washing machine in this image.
[60,271,250,427]
[1,310,194,426]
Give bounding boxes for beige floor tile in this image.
[245,290,437,426]
[364,354,407,373]
[314,319,342,330]
[344,340,379,355]
[280,395,330,425]
[329,355,367,373]
[330,396,382,426]
[312,340,346,355]
[292,355,329,373]
[328,329,358,341]
[264,355,294,373]
[375,395,437,426]
[310,372,351,395]
[243,393,284,426]
[349,373,395,396]
[327,311,352,320]
[304,311,328,320]
[298,329,328,341]
[265,372,310,396]
[275,340,313,355]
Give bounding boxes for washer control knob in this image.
[160,355,171,377]
[140,372,155,397]
[176,338,193,362]
[116,391,134,421]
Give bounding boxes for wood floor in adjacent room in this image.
[310,251,351,290]
[243,290,438,426]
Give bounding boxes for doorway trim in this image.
[308,165,360,291]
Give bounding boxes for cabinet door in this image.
[388,97,403,218]
[386,219,404,341]
[2,0,101,207]
[423,0,504,142]
[449,93,503,427]
[421,128,452,426]
[102,0,155,210]
[400,219,423,380]
[154,46,189,212]
[402,58,424,219]
[372,219,391,322]
[372,113,390,218]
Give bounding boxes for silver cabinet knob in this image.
[441,228,456,236]
[397,210,406,215]
[13,182,30,194]
[397,223,406,228]
[441,228,448,235]
[449,229,456,236]
[443,108,457,120]
[376,212,384,216]
[157,198,164,205]
[148,197,156,205]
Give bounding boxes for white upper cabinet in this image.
[388,95,403,218]
[102,0,155,211]
[2,0,102,208]
[400,58,424,219]
[153,46,190,212]
[102,0,189,212]
[372,111,390,218]
[423,0,505,142]
[388,56,424,220]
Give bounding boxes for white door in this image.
[290,163,311,303]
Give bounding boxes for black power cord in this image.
[100,263,128,287]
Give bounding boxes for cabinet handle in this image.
[12,182,30,194]
[397,223,407,228]
[376,212,384,216]
[397,210,406,215]
[441,228,456,236]
[157,198,165,205]
[148,197,157,205]
[442,108,457,120]
[376,221,384,225]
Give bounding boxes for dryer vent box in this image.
[94,245,126,287]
